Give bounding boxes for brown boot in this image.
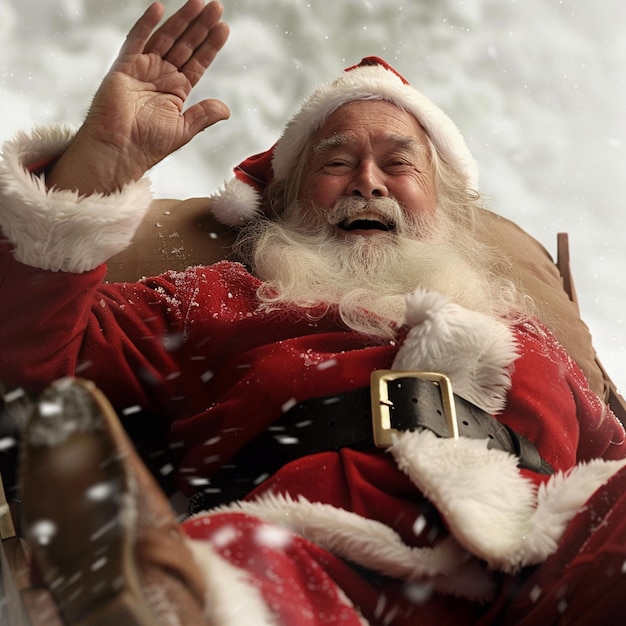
[20,377,210,626]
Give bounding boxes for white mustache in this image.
[326,197,404,226]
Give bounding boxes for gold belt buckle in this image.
[370,370,459,447]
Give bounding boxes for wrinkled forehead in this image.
[309,99,433,156]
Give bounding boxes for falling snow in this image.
[1,0,624,389]
[2,1,626,622]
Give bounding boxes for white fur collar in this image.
[393,287,519,414]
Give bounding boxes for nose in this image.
[346,160,388,199]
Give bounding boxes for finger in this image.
[118,2,165,58]
[143,0,213,59]
[180,21,230,88]
[164,2,227,72]
[183,99,231,139]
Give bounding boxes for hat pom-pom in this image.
[209,178,263,227]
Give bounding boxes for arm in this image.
[504,322,626,469]
[0,240,187,410]
[0,1,230,398]
[47,0,230,195]
[0,1,231,273]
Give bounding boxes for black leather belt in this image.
[190,370,553,512]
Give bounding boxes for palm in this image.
[51,1,229,194]
[89,55,202,167]
[94,0,228,168]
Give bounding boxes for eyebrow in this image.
[313,134,353,153]
[312,133,426,155]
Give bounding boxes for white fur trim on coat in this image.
[214,493,495,602]
[186,538,280,626]
[393,287,519,414]
[0,127,153,273]
[390,429,626,573]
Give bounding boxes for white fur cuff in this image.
[186,538,280,626]
[390,429,626,572]
[0,127,153,273]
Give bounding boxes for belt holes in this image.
[436,409,442,416]
[462,420,469,426]
[411,397,418,403]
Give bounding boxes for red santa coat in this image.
[1,129,626,623]
[3,249,626,616]
[1,254,622,481]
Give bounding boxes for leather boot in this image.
[20,377,210,626]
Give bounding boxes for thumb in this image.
[183,98,230,138]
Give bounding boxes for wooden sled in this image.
[1,199,625,625]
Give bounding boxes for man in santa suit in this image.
[1,1,626,624]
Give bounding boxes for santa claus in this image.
[2,1,626,625]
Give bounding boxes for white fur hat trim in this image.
[272,59,479,189]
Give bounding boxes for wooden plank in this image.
[1,536,29,626]
[1,520,63,626]
[0,472,16,540]
[556,233,626,425]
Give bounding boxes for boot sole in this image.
[21,378,159,626]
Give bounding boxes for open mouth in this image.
[339,211,395,232]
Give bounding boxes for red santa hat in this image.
[209,56,479,227]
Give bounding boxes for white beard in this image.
[237,197,523,339]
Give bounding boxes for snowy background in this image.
[1,0,625,393]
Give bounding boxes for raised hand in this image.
[47,0,230,195]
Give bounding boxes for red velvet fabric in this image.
[183,511,485,626]
[2,246,626,623]
[2,250,622,492]
[183,467,626,626]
